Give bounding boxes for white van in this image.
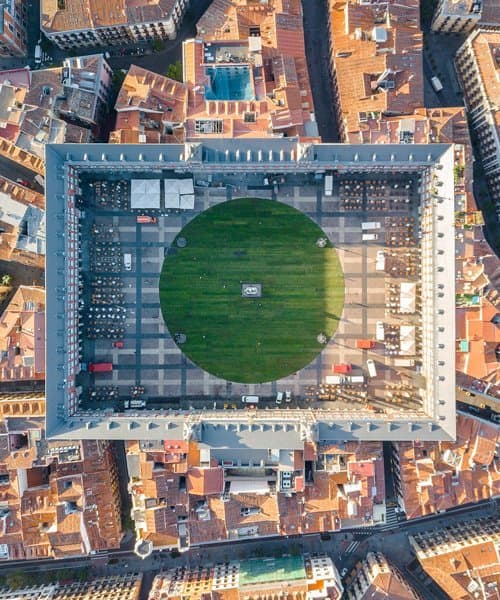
[366,359,377,378]
[375,250,385,271]
[362,233,378,241]
[124,253,132,271]
[348,375,365,384]
[361,222,381,231]
[325,375,344,385]
[375,321,385,342]
[242,395,259,404]
[431,76,443,92]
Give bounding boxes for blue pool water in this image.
[204,66,253,101]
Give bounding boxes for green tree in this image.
[165,61,183,82]
[5,570,32,590]
[152,39,165,53]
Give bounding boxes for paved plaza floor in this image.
[86,172,420,412]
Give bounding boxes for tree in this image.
[5,570,33,590]
[152,39,165,53]
[165,61,183,82]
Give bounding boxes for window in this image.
[194,119,223,134]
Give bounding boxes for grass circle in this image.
[159,198,344,383]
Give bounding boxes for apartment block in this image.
[111,65,188,143]
[0,178,45,268]
[0,0,27,57]
[343,552,420,600]
[181,0,318,140]
[1,574,142,600]
[127,439,385,555]
[327,0,423,142]
[0,54,112,158]
[432,0,500,33]
[455,29,500,205]
[409,516,500,599]
[40,0,189,50]
[0,286,45,382]
[0,396,122,560]
[391,413,500,518]
[148,555,342,600]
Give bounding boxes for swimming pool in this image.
[204,66,253,101]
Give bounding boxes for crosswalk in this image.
[344,541,360,555]
[385,505,400,527]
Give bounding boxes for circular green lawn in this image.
[159,198,344,383]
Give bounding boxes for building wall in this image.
[0,1,27,57]
[43,0,189,50]
[431,0,481,34]
[455,31,500,202]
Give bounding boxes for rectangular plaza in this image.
[45,140,456,442]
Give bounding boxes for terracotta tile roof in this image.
[111,65,187,144]
[413,522,500,600]
[42,0,177,33]
[0,286,45,381]
[187,467,224,496]
[329,0,423,139]
[395,414,500,518]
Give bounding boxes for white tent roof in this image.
[164,192,180,209]
[400,325,416,355]
[400,282,416,314]
[180,194,195,209]
[131,179,160,209]
[176,178,194,195]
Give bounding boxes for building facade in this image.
[344,552,421,600]
[40,0,189,50]
[0,0,27,57]
[409,517,500,599]
[455,29,500,205]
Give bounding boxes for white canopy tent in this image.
[400,325,416,355]
[164,192,180,209]
[164,179,195,210]
[180,194,195,209]
[130,179,161,209]
[400,282,416,314]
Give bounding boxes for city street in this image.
[302,0,340,141]
[422,31,465,108]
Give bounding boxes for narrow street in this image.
[302,0,340,142]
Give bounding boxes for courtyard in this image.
[74,168,423,415]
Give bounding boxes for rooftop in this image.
[111,64,187,144]
[0,286,45,382]
[41,0,177,34]
[0,179,45,265]
[394,412,500,519]
[344,552,420,600]
[409,517,500,600]
[0,397,122,559]
[182,0,317,140]
[328,0,423,139]
[147,554,342,599]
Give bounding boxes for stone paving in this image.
[87,172,420,410]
